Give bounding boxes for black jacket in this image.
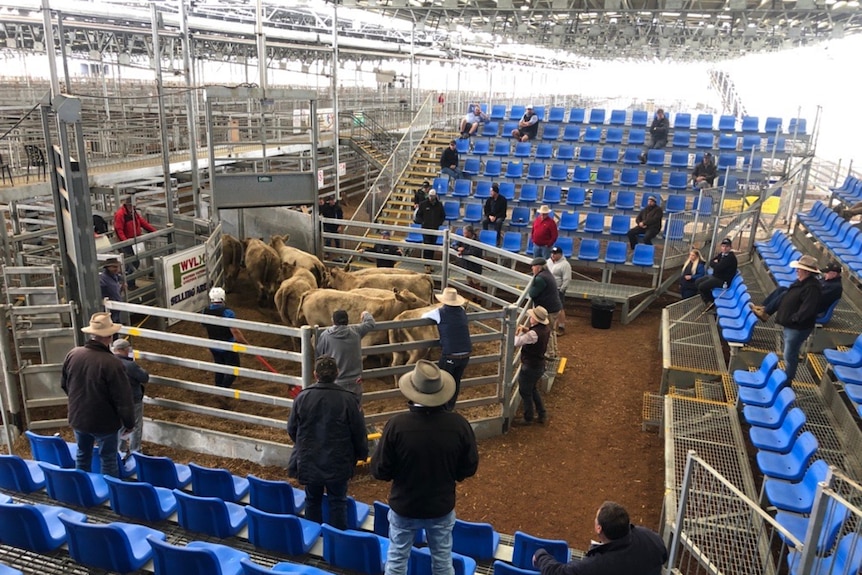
[819,276,842,314]
[61,340,135,434]
[117,356,148,402]
[693,160,717,185]
[287,381,368,484]
[440,147,459,170]
[371,403,478,518]
[529,268,562,313]
[649,116,669,140]
[417,198,446,230]
[775,274,822,330]
[709,250,738,284]
[636,204,663,232]
[535,525,667,575]
[484,195,508,221]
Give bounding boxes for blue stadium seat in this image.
[578,146,597,163]
[463,204,483,223]
[718,115,736,131]
[174,488,248,538]
[443,201,461,221]
[646,149,665,166]
[60,515,165,574]
[588,109,605,124]
[493,561,536,575]
[452,179,472,198]
[0,565,21,575]
[631,110,649,127]
[322,524,389,575]
[562,125,581,142]
[590,189,611,209]
[509,106,526,121]
[453,519,500,561]
[583,126,602,143]
[741,116,760,132]
[492,141,510,157]
[556,144,576,162]
[189,462,249,502]
[764,459,829,514]
[498,182,516,201]
[788,118,807,135]
[766,136,786,154]
[533,106,546,121]
[667,172,688,191]
[742,387,796,429]
[104,475,177,522]
[672,131,691,148]
[632,244,655,267]
[696,114,714,130]
[695,133,715,149]
[568,108,586,124]
[577,239,600,261]
[571,165,591,184]
[738,369,788,407]
[565,187,586,207]
[478,230,497,247]
[755,431,818,482]
[504,161,524,180]
[749,407,806,455]
[0,501,87,552]
[764,117,782,135]
[0,455,45,493]
[547,107,566,123]
[526,162,546,181]
[583,213,605,234]
[455,139,471,154]
[548,164,569,183]
[487,105,505,121]
[148,537,249,575]
[534,143,554,160]
[518,184,538,205]
[619,168,640,189]
[541,124,560,141]
[670,151,690,169]
[38,462,109,507]
[824,334,862,368]
[462,159,481,177]
[405,224,424,243]
[512,531,571,569]
[604,241,628,264]
[717,154,737,171]
[605,128,624,144]
[558,211,579,232]
[788,531,862,575]
[734,352,780,388]
[482,122,500,138]
[241,559,335,575]
[410,546,477,575]
[555,236,574,258]
[608,110,627,125]
[627,129,646,146]
[433,177,449,196]
[483,160,502,179]
[743,155,763,173]
[718,134,738,150]
[610,215,631,236]
[644,171,663,189]
[673,113,691,130]
[246,506,322,555]
[741,135,762,152]
[622,148,642,165]
[509,207,531,228]
[471,139,490,157]
[600,147,619,164]
[595,167,615,186]
[502,232,523,253]
[778,499,849,556]
[542,185,563,205]
[513,142,533,158]
[665,195,687,214]
[614,190,636,211]
[693,195,713,216]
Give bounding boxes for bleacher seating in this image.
[189,462,250,502]
[59,515,166,573]
[0,455,46,493]
[246,506,322,555]
[38,462,109,507]
[0,501,87,552]
[174,489,248,538]
[104,475,178,522]
[148,537,250,575]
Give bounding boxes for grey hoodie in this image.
[316,312,375,396]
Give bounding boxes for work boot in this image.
[750,304,769,322]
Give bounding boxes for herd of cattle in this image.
[220,234,442,366]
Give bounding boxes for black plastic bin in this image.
[591,299,615,329]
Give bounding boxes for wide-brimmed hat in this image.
[435,287,466,307]
[528,306,550,325]
[537,205,551,214]
[398,360,456,407]
[102,258,121,268]
[81,312,122,336]
[790,254,820,274]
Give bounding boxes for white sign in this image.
[318,168,325,188]
[338,162,346,177]
[162,244,209,325]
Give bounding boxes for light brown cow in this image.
[274,268,318,326]
[243,238,283,306]
[348,266,421,276]
[388,305,440,367]
[270,235,327,287]
[221,233,244,292]
[328,267,434,304]
[296,288,426,331]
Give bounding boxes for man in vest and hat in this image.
[371,360,479,575]
[513,306,551,425]
[61,312,135,477]
[202,286,250,388]
[421,287,471,410]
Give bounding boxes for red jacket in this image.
[531,214,558,247]
[113,204,156,241]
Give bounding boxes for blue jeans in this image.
[305,480,348,530]
[441,167,461,181]
[386,509,456,575]
[438,356,470,411]
[211,350,240,388]
[533,244,552,260]
[763,287,789,316]
[75,428,120,477]
[518,364,547,422]
[783,327,813,381]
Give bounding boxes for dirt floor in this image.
[10,269,671,551]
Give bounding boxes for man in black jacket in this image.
[371,360,479,575]
[626,195,663,249]
[692,153,717,189]
[528,257,562,360]
[533,501,667,575]
[287,356,368,530]
[61,312,135,478]
[440,140,462,181]
[482,183,508,245]
[416,190,446,273]
[774,255,823,381]
[640,109,669,163]
[696,238,738,305]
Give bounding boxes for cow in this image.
[347,266,421,276]
[388,305,440,367]
[328,267,434,304]
[270,235,327,287]
[221,233,244,292]
[274,268,318,327]
[243,238,283,306]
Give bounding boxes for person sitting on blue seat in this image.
[679,248,706,299]
[751,260,842,322]
[459,103,488,139]
[626,195,663,249]
[440,140,462,181]
[692,153,717,189]
[512,105,541,142]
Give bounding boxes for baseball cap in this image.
[422,180,430,188]
[526,104,534,109]
[111,338,131,351]
[550,246,563,255]
[491,183,500,192]
[530,257,546,266]
[647,195,657,202]
[720,238,732,246]
[822,261,842,274]
[381,230,391,237]
[428,190,437,197]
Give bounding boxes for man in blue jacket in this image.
[287,356,368,530]
[371,360,479,575]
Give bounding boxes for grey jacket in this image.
[316,313,375,395]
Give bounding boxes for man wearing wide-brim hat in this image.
[513,306,551,425]
[751,259,843,323]
[61,312,135,478]
[772,254,823,382]
[421,287,471,410]
[370,360,479,575]
[527,257,562,360]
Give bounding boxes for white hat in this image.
[790,255,820,274]
[435,287,467,307]
[209,287,226,302]
[528,306,550,325]
[537,205,551,214]
[398,360,456,407]
[81,312,122,336]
